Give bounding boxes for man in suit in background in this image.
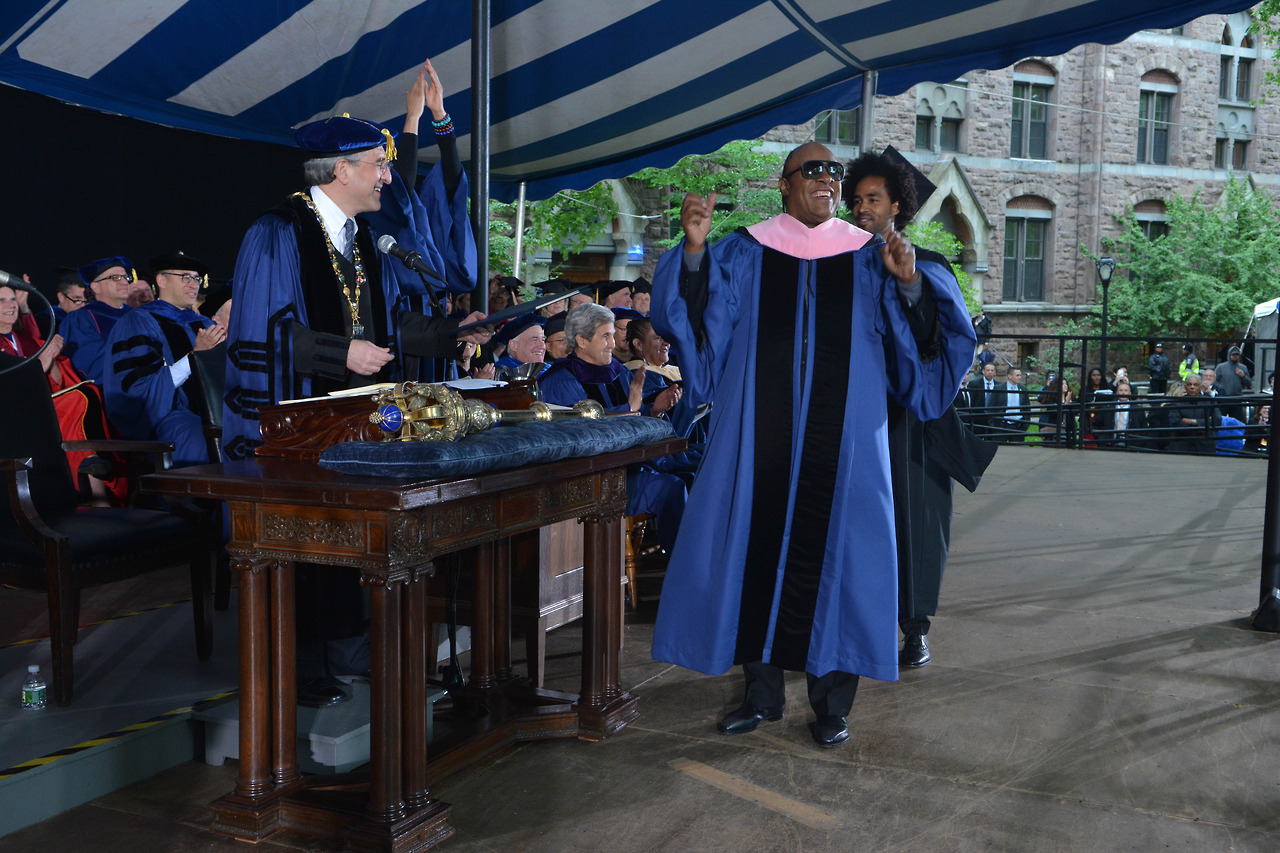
[997,366,1030,443]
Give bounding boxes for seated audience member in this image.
[623,318,679,382]
[103,253,226,467]
[1200,367,1222,398]
[1036,377,1076,446]
[53,269,89,323]
[126,278,155,308]
[1245,404,1270,454]
[199,282,233,329]
[538,303,687,552]
[492,313,547,377]
[567,289,594,311]
[625,317,709,443]
[593,280,632,309]
[0,283,127,503]
[534,278,575,317]
[631,279,652,315]
[62,256,136,385]
[1079,367,1112,445]
[1165,373,1217,454]
[1100,379,1148,448]
[611,307,644,362]
[543,314,570,362]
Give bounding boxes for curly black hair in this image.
[842,151,918,231]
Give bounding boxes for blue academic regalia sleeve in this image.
[366,162,476,304]
[872,253,976,423]
[222,216,307,460]
[103,309,179,440]
[62,307,109,384]
[651,235,751,412]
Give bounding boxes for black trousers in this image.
[741,661,860,717]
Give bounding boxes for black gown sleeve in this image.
[399,311,462,358]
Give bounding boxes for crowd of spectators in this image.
[958,338,1270,456]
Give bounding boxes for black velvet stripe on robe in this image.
[734,248,854,671]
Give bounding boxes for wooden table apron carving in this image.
[144,437,683,852]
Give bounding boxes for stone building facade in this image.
[830,9,1277,367]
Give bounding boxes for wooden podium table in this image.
[143,437,683,852]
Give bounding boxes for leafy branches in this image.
[632,140,785,249]
[1093,177,1280,338]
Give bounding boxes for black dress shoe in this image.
[717,703,784,734]
[900,633,930,668]
[809,715,849,747]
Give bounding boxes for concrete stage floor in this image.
[2,445,1278,852]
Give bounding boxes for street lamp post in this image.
[1096,256,1116,380]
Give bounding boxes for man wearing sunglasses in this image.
[649,141,975,748]
[102,253,225,467]
[62,255,136,385]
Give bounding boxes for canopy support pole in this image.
[859,71,876,152]
[470,0,491,311]
[513,181,527,282]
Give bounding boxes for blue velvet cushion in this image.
[318,416,675,478]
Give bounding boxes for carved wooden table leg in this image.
[494,537,513,681]
[270,559,299,785]
[471,541,495,690]
[235,555,273,799]
[403,566,429,810]
[576,510,637,740]
[366,577,406,825]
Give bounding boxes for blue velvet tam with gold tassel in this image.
[294,115,398,162]
[77,256,135,287]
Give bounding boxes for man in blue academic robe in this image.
[103,253,224,468]
[650,141,974,747]
[222,60,487,461]
[62,256,136,385]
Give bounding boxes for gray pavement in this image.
[3,445,1277,852]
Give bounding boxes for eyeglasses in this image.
[356,157,393,176]
[161,271,203,285]
[92,274,132,284]
[783,160,845,182]
[62,294,86,304]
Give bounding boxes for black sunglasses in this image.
[783,159,845,181]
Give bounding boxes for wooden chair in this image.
[0,356,217,705]
[624,513,654,608]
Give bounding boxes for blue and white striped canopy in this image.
[0,0,1256,201]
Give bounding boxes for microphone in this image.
[0,268,35,290]
[376,235,444,283]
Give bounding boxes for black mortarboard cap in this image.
[199,281,232,319]
[544,314,566,337]
[882,145,937,213]
[149,251,209,281]
[537,278,573,296]
[611,307,645,321]
[593,280,631,302]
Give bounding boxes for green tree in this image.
[1091,178,1280,339]
[1252,3,1280,101]
[903,220,981,315]
[488,181,620,278]
[631,140,785,249]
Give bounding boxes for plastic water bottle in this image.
[21,665,46,710]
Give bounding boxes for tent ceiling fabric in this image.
[0,0,1257,201]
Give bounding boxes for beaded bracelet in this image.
[431,114,454,136]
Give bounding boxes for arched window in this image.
[1003,196,1052,302]
[1138,70,1177,165]
[1011,61,1054,160]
